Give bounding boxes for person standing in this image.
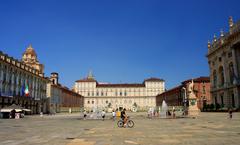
[83,110,87,120]
[228,108,233,119]
[112,110,116,121]
[101,110,106,121]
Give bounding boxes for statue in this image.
[188,79,195,99]
[187,79,199,117]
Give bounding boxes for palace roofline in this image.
[96,83,145,88]
[181,76,210,84]
[0,50,47,80]
[75,77,165,87]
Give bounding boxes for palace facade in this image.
[47,72,84,113]
[0,46,48,114]
[156,77,211,110]
[207,17,240,109]
[74,72,165,111]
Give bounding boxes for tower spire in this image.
[229,16,234,34]
[213,34,217,42]
[87,70,94,79]
[229,16,233,28]
[220,29,224,37]
[207,40,211,49]
[28,43,33,49]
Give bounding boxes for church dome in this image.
[23,44,37,57]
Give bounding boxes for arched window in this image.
[213,70,217,87]
[229,62,234,84]
[218,66,224,86]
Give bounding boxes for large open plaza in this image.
[1,1,240,145]
[0,112,240,145]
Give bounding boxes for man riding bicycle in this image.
[121,108,127,127]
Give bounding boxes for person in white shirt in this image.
[101,110,106,121]
[112,110,116,121]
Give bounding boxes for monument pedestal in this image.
[188,99,200,117]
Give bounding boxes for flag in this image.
[24,84,29,97]
[21,85,25,96]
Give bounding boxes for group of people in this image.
[83,108,128,126]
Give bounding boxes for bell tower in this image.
[50,72,59,85]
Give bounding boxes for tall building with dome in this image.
[22,44,44,76]
[74,71,165,111]
[0,48,48,114]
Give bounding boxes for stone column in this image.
[231,47,240,108]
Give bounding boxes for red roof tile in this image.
[144,77,164,82]
[75,78,97,82]
[181,77,210,84]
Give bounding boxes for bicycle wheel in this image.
[127,120,134,128]
[117,120,124,128]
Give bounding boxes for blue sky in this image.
[0,0,240,89]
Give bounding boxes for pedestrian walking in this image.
[112,109,116,121]
[172,106,176,118]
[228,108,233,119]
[101,110,106,121]
[83,110,87,120]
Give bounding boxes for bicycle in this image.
[117,116,134,128]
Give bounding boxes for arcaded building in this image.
[207,17,240,109]
[74,72,165,111]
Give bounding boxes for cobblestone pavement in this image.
[0,112,240,145]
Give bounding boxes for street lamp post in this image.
[182,87,187,115]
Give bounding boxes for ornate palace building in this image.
[0,46,48,114]
[74,72,165,111]
[47,72,84,113]
[156,77,211,111]
[207,17,240,109]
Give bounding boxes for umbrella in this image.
[0,104,30,112]
[22,109,31,112]
[0,108,13,112]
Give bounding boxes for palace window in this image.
[92,101,94,104]
[219,66,224,86]
[229,62,234,84]
[218,57,222,62]
[232,94,235,108]
[87,101,90,104]
[213,70,217,88]
[221,95,224,106]
[202,86,206,94]
[228,52,232,58]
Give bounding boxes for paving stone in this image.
[0,112,239,145]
